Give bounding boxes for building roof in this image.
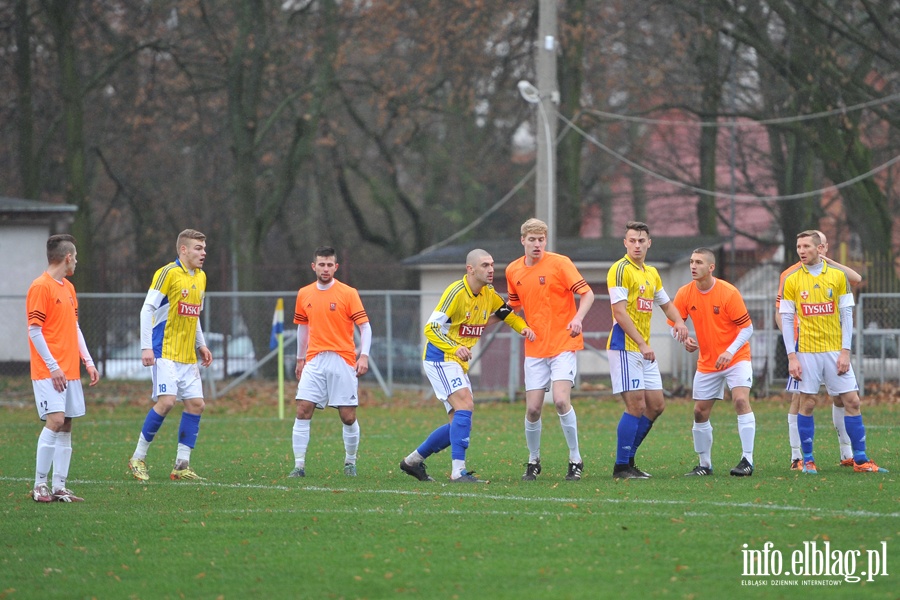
[403,235,729,268]
[0,196,78,215]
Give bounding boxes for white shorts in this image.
[423,360,471,413]
[296,351,360,409]
[32,378,86,421]
[692,361,753,401]
[608,350,663,394]
[793,352,859,396]
[152,358,203,401]
[523,352,577,392]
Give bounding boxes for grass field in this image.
[1,379,898,599]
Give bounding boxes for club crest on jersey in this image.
[639,285,646,295]
[539,276,546,285]
[330,303,337,311]
[801,290,809,300]
[181,288,189,298]
[713,305,720,314]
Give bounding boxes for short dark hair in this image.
[47,234,76,264]
[692,247,717,263]
[314,246,337,261]
[797,230,822,246]
[625,221,650,236]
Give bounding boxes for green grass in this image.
[1,384,898,599]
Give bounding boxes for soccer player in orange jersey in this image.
[775,230,862,471]
[670,248,755,477]
[506,218,594,481]
[27,234,100,502]
[288,246,371,478]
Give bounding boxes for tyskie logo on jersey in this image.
[178,301,201,318]
[459,324,485,338]
[800,302,835,316]
[637,297,653,312]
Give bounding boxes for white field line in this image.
[2,476,897,519]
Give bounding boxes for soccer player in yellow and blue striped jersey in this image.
[400,249,534,483]
[606,221,688,479]
[129,229,213,482]
[780,230,886,474]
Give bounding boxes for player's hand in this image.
[86,365,100,386]
[672,322,689,343]
[521,327,536,342]
[787,354,802,380]
[683,337,698,353]
[455,346,472,362]
[295,358,306,380]
[639,342,656,363]
[197,345,213,367]
[715,351,733,370]
[356,355,369,377]
[50,368,67,393]
[836,349,851,375]
[566,317,583,338]
[141,348,155,367]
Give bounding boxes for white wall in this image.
[0,225,51,361]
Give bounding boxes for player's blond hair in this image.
[520,218,548,237]
[177,229,206,253]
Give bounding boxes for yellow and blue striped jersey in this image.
[781,261,852,353]
[424,276,527,373]
[145,259,206,363]
[606,255,666,351]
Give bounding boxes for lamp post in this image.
[518,0,558,250]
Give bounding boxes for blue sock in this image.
[616,413,640,465]
[417,423,451,459]
[844,414,868,463]
[630,415,654,460]
[141,409,166,442]
[797,414,815,460]
[450,410,472,461]
[178,413,202,449]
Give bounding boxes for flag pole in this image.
[270,298,285,420]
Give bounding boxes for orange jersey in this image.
[506,252,592,358]
[776,262,800,345]
[671,278,752,373]
[294,280,369,367]
[27,272,82,380]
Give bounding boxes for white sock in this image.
[405,450,424,466]
[451,459,466,478]
[52,431,73,491]
[292,418,311,468]
[558,408,581,463]
[832,405,852,460]
[737,412,756,465]
[35,428,57,486]
[787,413,801,460]
[692,420,713,468]
[175,443,192,466]
[133,433,151,461]
[524,417,542,462]
[343,420,360,464]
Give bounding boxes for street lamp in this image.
[518,79,556,250]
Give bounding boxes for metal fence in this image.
[2,291,897,398]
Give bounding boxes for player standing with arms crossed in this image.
[288,246,371,478]
[128,229,213,481]
[28,234,100,502]
[506,218,594,481]
[607,221,688,479]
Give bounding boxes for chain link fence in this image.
[2,291,897,398]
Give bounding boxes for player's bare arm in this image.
[567,289,595,337]
[198,345,213,367]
